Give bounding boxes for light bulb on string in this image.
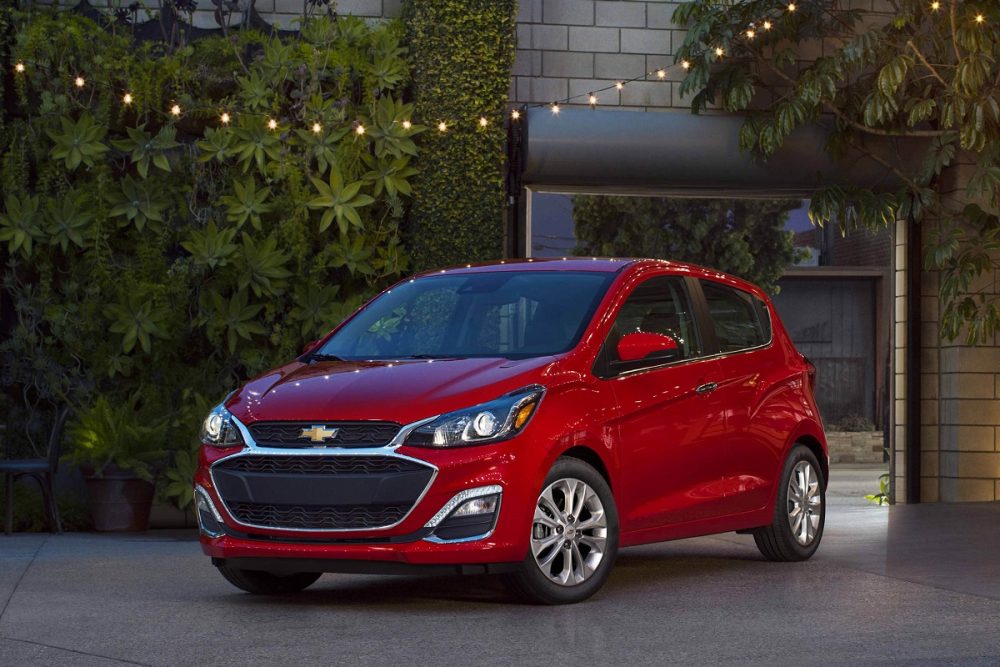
[715,46,724,57]
[975,13,985,23]
[656,68,666,79]
[763,20,772,30]
[312,122,322,133]
[930,1,940,10]
[588,93,598,107]
[267,118,278,130]
[14,62,25,73]
[438,121,447,132]
[681,60,691,70]
[550,102,560,114]
[746,29,756,39]
[355,124,365,135]
[122,92,133,105]
[479,116,489,127]
[510,109,521,120]
[615,81,624,90]
[220,112,231,125]
[787,2,796,11]
[170,104,182,117]
[402,119,412,129]
[74,76,85,88]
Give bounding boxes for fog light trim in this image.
[423,485,502,528]
[195,484,225,538]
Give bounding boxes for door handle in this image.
[695,382,718,395]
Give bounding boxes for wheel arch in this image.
[558,445,614,492]
[784,420,829,489]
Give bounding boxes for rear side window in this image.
[609,276,702,361]
[700,280,769,352]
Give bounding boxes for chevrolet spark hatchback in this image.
[195,259,827,604]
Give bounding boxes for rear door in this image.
[695,279,779,514]
[600,275,729,531]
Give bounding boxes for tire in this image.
[753,444,826,562]
[504,457,619,605]
[217,565,321,595]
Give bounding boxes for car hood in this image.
[226,356,559,426]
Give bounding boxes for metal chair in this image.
[2,407,71,535]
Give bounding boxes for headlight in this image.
[200,404,243,448]
[404,386,544,448]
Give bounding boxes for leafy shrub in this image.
[0,7,420,501]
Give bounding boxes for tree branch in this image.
[949,0,962,64]
[907,39,948,87]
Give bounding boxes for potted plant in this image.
[65,394,168,531]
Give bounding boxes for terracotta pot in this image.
[83,469,155,532]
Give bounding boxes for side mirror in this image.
[616,331,680,364]
[301,338,321,355]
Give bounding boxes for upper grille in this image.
[248,421,401,448]
[216,455,426,475]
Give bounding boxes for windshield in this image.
[316,270,615,360]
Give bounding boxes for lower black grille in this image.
[248,421,401,448]
[212,454,435,531]
[228,502,409,530]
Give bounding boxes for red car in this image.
[195,259,827,604]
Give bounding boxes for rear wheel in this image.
[505,457,619,605]
[217,565,321,595]
[753,444,825,562]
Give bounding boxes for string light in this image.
[311,121,322,133]
[437,121,447,132]
[355,123,365,135]
[715,46,725,57]
[478,116,489,127]
[550,102,560,114]
[220,112,231,124]
[74,76,85,88]
[170,104,181,116]
[787,2,796,11]
[763,20,773,30]
[14,62,25,73]
[656,68,666,79]
[402,119,412,129]
[267,118,278,130]
[510,109,521,120]
[615,81,624,90]
[122,92,133,105]
[929,1,940,10]
[681,60,691,70]
[746,29,756,39]
[588,93,598,107]
[974,13,985,23]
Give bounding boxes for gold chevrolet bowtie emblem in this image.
[299,425,339,443]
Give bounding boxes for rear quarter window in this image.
[700,280,769,352]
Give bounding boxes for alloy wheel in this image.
[530,477,608,586]
[787,460,822,546]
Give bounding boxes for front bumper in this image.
[195,419,538,568]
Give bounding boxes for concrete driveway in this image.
[3,466,1000,665]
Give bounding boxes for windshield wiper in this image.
[395,354,463,360]
[307,353,344,363]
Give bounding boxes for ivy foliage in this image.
[402,0,516,270]
[573,196,803,294]
[673,0,1000,343]
[0,7,420,504]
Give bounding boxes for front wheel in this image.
[217,565,321,595]
[504,457,619,605]
[753,444,826,562]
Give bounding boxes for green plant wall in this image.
[403,0,516,270]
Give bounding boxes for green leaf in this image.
[221,177,273,230]
[46,113,109,170]
[0,194,43,257]
[308,167,375,234]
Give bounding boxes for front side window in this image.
[316,271,614,360]
[700,280,768,352]
[607,276,701,363]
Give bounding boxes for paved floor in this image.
[3,466,1000,666]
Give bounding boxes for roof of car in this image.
[411,258,766,297]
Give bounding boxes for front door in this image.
[602,275,729,532]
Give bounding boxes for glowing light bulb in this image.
[763,20,773,30]
[170,104,181,116]
[746,29,756,39]
[715,46,725,57]
[479,116,489,127]
[312,122,322,133]
[588,93,598,106]
[930,1,940,9]
[267,118,278,130]
[681,60,691,70]
[975,13,985,23]
[437,121,447,132]
[74,76,85,88]
[656,68,666,79]
[615,81,624,90]
[122,92,133,105]
[14,62,25,73]
[550,102,560,114]
[355,124,365,135]
[402,119,412,129]
[510,109,520,120]
[220,112,231,124]
[787,2,796,11]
